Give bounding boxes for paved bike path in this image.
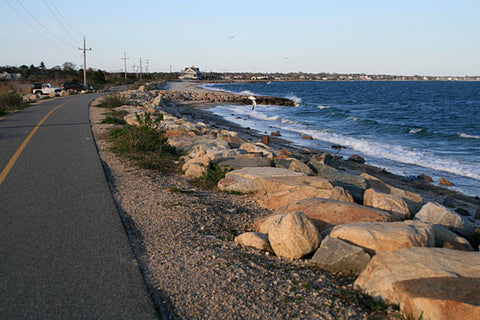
[0,95,158,319]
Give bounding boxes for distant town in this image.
[1,64,479,87]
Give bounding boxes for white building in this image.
[179,67,203,80]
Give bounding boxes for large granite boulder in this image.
[364,188,410,220]
[234,232,270,251]
[254,214,285,234]
[216,153,273,169]
[277,198,397,232]
[267,211,321,259]
[288,159,315,175]
[309,153,339,169]
[217,167,305,193]
[392,277,480,320]
[309,162,367,203]
[329,220,435,254]
[415,202,475,237]
[255,176,353,210]
[354,248,480,320]
[361,173,423,214]
[239,142,277,159]
[182,156,211,178]
[432,224,474,251]
[311,236,371,275]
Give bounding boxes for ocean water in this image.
[202,81,480,197]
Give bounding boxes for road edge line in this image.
[0,101,68,187]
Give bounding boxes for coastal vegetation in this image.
[107,112,179,172]
[0,91,30,116]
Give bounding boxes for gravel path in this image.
[90,98,401,319]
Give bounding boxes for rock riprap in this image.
[329,220,435,254]
[266,212,321,259]
[354,247,480,320]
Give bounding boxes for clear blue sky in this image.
[1,0,479,76]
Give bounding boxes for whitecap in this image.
[239,90,256,96]
[285,94,302,106]
[409,128,424,134]
[317,105,331,110]
[281,118,300,125]
[459,133,480,139]
[348,116,362,121]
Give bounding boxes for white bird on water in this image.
[248,96,257,111]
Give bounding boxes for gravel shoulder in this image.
[89,98,402,319]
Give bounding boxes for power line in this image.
[14,0,77,49]
[42,0,80,46]
[4,0,73,56]
[42,0,116,66]
[44,0,83,38]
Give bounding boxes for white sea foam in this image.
[348,116,362,121]
[459,133,480,139]
[285,94,302,106]
[317,105,331,110]
[270,124,480,181]
[409,128,425,134]
[281,118,300,125]
[239,90,256,96]
[208,104,480,182]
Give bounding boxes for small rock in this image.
[348,154,365,164]
[440,177,454,186]
[271,130,281,137]
[261,135,270,146]
[418,174,433,182]
[235,232,270,251]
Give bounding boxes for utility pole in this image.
[121,52,129,79]
[78,37,92,88]
[145,59,150,75]
[139,58,143,80]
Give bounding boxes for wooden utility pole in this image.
[121,52,129,79]
[78,37,92,88]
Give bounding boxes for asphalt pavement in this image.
[0,94,158,319]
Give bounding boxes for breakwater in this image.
[157,89,297,106]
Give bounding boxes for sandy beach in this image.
[90,81,479,319]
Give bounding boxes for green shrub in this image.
[0,92,28,115]
[108,112,179,172]
[193,163,230,189]
[101,110,128,125]
[98,93,129,108]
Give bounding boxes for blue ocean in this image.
[202,81,480,197]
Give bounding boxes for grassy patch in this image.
[97,93,129,108]
[193,163,230,189]
[0,91,30,116]
[107,112,180,173]
[101,110,128,125]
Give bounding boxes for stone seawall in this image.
[157,89,297,106]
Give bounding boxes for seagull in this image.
[228,35,235,39]
[248,96,257,111]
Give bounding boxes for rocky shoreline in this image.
[90,82,479,319]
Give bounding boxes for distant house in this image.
[179,67,203,80]
[0,72,21,80]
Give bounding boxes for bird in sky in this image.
[228,35,235,39]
